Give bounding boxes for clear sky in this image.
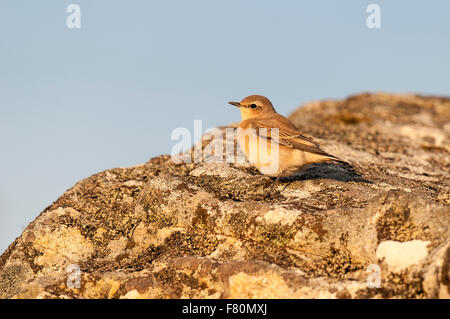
[1,0,449,254]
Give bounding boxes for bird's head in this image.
[229,95,276,121]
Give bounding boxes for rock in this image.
[376,240,430,273]
[0,93,449,299]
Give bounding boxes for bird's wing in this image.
[244,119,343,160]
[245,119,318,147]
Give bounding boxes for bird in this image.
[229,95,347,180]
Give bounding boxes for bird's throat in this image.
[239,108,254,121]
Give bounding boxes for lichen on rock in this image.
[0,93,449,299]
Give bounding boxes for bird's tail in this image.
[313,150,349,166]
[324,154,350,167]
[302,145,350,167]
[329,155,348,164]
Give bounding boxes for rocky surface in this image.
[0,93,449,299]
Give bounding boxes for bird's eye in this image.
[250,104,257,109]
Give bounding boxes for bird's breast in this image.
[236,127,283,176]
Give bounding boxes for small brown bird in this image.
[229,95,347,178]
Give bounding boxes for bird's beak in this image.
[228,101,242,108]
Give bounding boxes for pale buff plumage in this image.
[229,95,347,177]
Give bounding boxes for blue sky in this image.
[1,0,449,253]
